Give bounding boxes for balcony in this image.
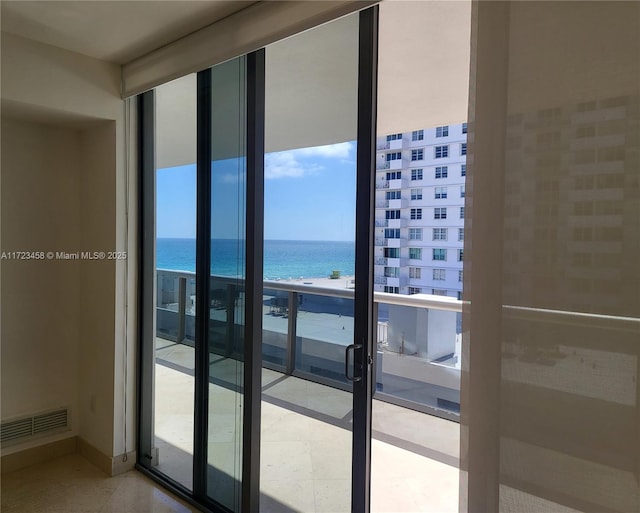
[375,180,390,189]
[155,270,462,511]
[386,237,403,248]
[376,161,391,170]
[387,217,407,229]
[374,237,388,246]
[387,158,407,170]
[375,199,389,209]
[375,219,388,228]
[386,257,406,267]
[374,256,388,266]
[387,198,407,209]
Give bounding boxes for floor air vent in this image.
[1,408,69,445]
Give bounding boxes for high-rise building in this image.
[374,123,467,297]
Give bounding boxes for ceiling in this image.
[0,0,257,64]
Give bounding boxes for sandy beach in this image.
[264,274,356,291]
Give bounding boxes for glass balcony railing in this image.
[155,269,463,418]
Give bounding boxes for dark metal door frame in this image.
[137,6,377,511]
[352,6,379,513]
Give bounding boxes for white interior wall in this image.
[1,32,131,460]
[0,118,82,449]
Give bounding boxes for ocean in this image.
[157,238,355,280]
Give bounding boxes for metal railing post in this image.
[177,277,187,343]
[285,291,298,374]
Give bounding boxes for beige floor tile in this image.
[0,454,197,513]
[261,479,316,513]
[313,479,351,513]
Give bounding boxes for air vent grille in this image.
[1,418,33,443]
[1,408,70,445]
[34,410,68,434]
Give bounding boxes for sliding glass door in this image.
[138,8,378,512]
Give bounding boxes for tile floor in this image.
[0,453,197,513]
[152,342,460,512]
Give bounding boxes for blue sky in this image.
[156,141,356,241]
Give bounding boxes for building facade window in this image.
[409,228,422,240]
[412,129,424,141]
[433,228,447,240]
[435,187,447,199]
[458,228,464,241]
[462,122,468,134]
[410,208,422,220]
[435,145,449,158]
[458,249,464,261]
[411,149,424,161]
[460,206,465,218]
[432,289,447,296]
[461,164,466,177]
[461,143,467,156]
[384,247,399,258]
[385,228,400,239]
[411,169,423,180]
[408,287,421,295]
[433,268,446,281]
[434,207,447,219]
[385,209,400,219]
[460,186,465,198]
[384,267,399,278]
[409,267,421,279]
[433,248,447,261]
[436,125,449,137]
[435,166,448,178]
[386,190,401,200]
[386,171,401,180]
[459,270,463,282]
[386,151,402,161]
[409,248,422,260]
[384,286,399,294]
[411,188,422,200]
[386,133,402,141]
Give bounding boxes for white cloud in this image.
[220,172,244,184]
[265,151,323,180]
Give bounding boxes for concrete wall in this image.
[1,32,133,464]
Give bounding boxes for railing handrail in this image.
[156,268,464,312]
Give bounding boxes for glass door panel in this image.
[260,13,360,512]
[206,56,247,511]
[153,73,197,490]
[372,2,471,511]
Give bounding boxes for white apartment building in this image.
[374,123,467,297]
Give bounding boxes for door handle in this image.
[345,343,363,382]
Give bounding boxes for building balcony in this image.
[375,200,389,208]
[387,158,407,170]
[374,275,388,285]
[375,219,388,228]
[374,237,388,246]
[386,257,406,267]
[376,161,391,170]
[387,198,407,209]
[374,256,388,266]
[388,138,405,150]
[153,270,462,512]
[387,178,405,189]
[386,217,407,229]
[375,180,390,189]
[385,237,403,248]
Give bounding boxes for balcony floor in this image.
[154,340,460,512]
